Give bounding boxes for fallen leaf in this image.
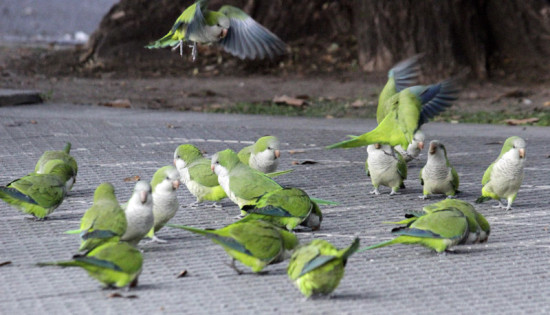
[101,99,131,108]
[108,293,138,299]
[292,160,318,165]
[289,150,306,155]
[0,261,12,267]
[504,117,539,125]
[485,141,504,145]
[273,95,306,107]
[544,101,550,107]
[351,100,365,108]
[325,115,334,119]
[110,11,126,21]
[30,120,37,124]
[176,270,188,278]
[123,175,140,182]
[166,123,180,129]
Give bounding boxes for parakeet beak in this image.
[519,148,525,159]
[374,143,381,149]
[274,150,280,159]
[140,191,148,204]
[172,180,180,190]
[429,143,437,155]
[173,159,177,167]
[211,165,215,172]
[220,28,228,39]
[418,142,425,150]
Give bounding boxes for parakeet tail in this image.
[357,239,397,252]
[63,142,72,154]
[266,169,294,178]
[341,238,360,260]
[475,196,493,204]
[165,224,210,236]
[310,197,339,205]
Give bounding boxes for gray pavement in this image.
[0,103,549,314]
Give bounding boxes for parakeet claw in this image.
[189,42,197,62]
[226,259,244,275]
[211,202,222,208]
[389,189,400,196]
[189,201,199,208]
[446,195,457,199]
[492,201,505,209]
[369,189,380,195]
[149,235,168,243]
[419,195,429,200]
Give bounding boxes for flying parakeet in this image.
[476,136,526,211]
[395,130,425,162]
[238,136,281,173]
[288,238,359,298]
[360,208,469,253]
[146,166,181,243]
[326,79,458,150]
[167,219,298,274]
[38,242,143,288]
[120,181,154,246]
[65,183,127,252]
[34,142,78,191]
[146,0,286,61]
[419,140,459,199]
[365,143,407,195]
[0,159,73,219]
[240,187,323,231]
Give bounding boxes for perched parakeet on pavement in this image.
[240,187,323,231]
[65,183,127,252]
[476,136,526,211]
[0,159,73,219]
[37,242,143,288]
[34,142,78,191]
[288,238,359,298]
[419,140,459,199]
[365,143,407,195]
[395,130,425,162]
[360,208,469,253]
[238,136,281,173]
[120,181,154,246]
[146,0,286,61]
[326,79,458,150]
[168,219,298,274]
[146,166,181,243]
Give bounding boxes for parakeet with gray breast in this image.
[120,181,154,246]
[147,166,181,243]
[365,143,407,195]
[419,140,459,199]
[238,136,281,173]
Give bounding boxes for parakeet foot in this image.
[369,188,380,195]
[389,189,400,196]
[129,277,139,288]
[492,201,505,209]
[211,202,222,208]
[189,42,197,62]
[171,40,183,57]
[188,201,199,208]
[26,216,47,221]
[419,195,429,200]
[446,195,457,199]
[226,259,244,275]
[149,235,168,243]
[505,204,513,211]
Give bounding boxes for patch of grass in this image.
[437,109,550,126]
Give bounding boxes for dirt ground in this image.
[1,44,549,121]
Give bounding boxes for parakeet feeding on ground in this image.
[476,136,526,211]
[419,140,459,199]
[168,219,298,274]
[146,0,286,61]
[238,136,281,173]
[120,181,154,246]
[395,130,425,162]
[360,208,469,253]
[37,242,143,288]
[365,143,407,195]
[147,166,181,243]
[288,238,359,298]
[34,142,78,191]
[65,183,127,252]
[0,159,73,219]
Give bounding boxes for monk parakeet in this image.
[167,219,298,274]
[327,79,458,150]
[395,130,425,162]
[0,159,73,219]
[34,142,78,191]
[120,181,154,246]
[146,166,181,243]
[38,242,143,288]
[419,140,459,199]
[365,143,407,195]
[65,183,127,252]
[240,187,323,231]
[476,136,526,211]
[360,208,469,253]
[288,238,359,298]
[238,136,281,173]
[146,0,286,61]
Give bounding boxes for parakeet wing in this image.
[86,242,142,274]
[451,166,460,191]
[227,222,282,261]
[396,151,408,179]
[9,175,64,208]
[229,166,282,200]
[237,145,253,165]
[417,79,459,127]
[218,5,286,59]
[188,159,220,188]
[288,244,321,280]
[481,162,494,185]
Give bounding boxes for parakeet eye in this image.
[267,146,272,150]
[166,176,170,180]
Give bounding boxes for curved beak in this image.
[140,191,148,204]
[274,150,280,159]
[519,148,525,159]
[418,142,425,150]
[220,28,228,39]
[429,143,437,155]
[172,180,180,190]
[211,165,215,172]
[374,143,381,149]
[173,159,177,167]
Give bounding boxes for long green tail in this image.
[341,238,360,260]
[63,142,72,154]
[310,197,339,205]
[64,229,82,235]
[37,260,81,268]
[165,224,210,236]
[475,196,492,204]
[266,169,293,178]
[357,239,397,253]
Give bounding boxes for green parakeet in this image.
[360,208,469,253]
[146,0,286,61]
[365,143,407,195]
[37,242,143,288]
[147,166,181,243]
[476,136,526,211]
[326,79,458,150]
[419,140,459,199]
[34,142,78,191]
[0,159,73,219]
[240,187,323,231]
[167,219,298,274]
[238,136,281,173]
[395,130,425,162]
[174,144,227,207]
[120,181,154,246]
[287,238,359,298]
[65,183,127,252]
